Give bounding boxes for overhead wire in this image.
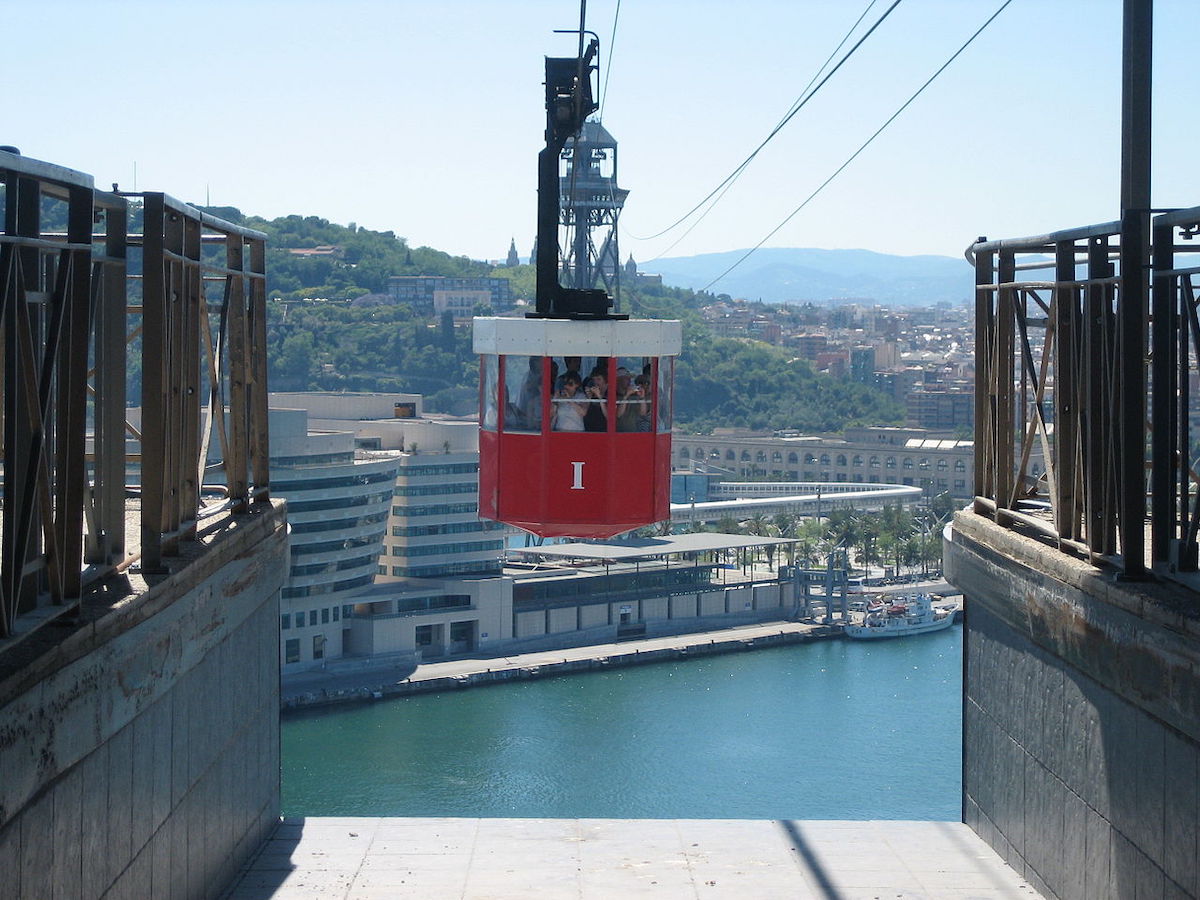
[629,0,901,245]
[562,0,591,287]
[598,0,621,120]
[599,0,624,298]
[700,0,1015,294]
[639,3,886,263]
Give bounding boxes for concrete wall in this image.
[579,604,609,629]
[547,607,576,634]
[515,610,546,639]
[754,583,783,611]
[699,590,726,616]
[669,594,698,619]
[641,596,669,621]
[726,586,752,614]
[946,512,1200,900]
[0,503,288,900]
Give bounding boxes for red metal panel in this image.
[478,429,500,521]
[653,431,672,521]
[484,429,671,539]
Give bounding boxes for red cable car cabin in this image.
[474,316,681,539]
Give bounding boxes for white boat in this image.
[843,592,955,639]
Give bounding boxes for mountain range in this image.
[646,247,973,306]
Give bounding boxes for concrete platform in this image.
[223,817,1042,899]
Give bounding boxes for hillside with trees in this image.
[198,207,903,432]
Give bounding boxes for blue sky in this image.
[6,1,1195,270]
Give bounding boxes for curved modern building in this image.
[270,408,401,672]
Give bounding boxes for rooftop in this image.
[507,533,796,563]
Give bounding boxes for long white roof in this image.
[508,532,795,562]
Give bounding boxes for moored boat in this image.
[843,592,955,639]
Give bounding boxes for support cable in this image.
[629,0,899,244]
[562,0,591,289]
[599,0,621,119]
[701,0,1015,293]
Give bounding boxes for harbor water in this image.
[282,624,962,820]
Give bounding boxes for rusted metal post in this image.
[56,183,94,602]
[90,193,128,566]
[1054,238,1079,540]
[996,250,1016,513]
[140,194,167,572]
[226,234,250,510]
[973,242,993,508]
[248,236,270,501]
[1117,0,1151,574]
[1151,213,1177,568]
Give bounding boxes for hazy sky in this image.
[6,1,1195,275]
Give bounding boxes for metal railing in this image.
[969,204,1200,580]
[0,151,271,641]
[136,193,271,570]
[1150,206,1200,573]
[1,154,113,632]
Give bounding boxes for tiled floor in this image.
[224,817,1042,899]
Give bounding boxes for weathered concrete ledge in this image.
[281,622,844,712]
[0,500,289,900]
[946,510,1200,899]
[948,510,1200,743]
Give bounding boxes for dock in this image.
[281,619,843,711]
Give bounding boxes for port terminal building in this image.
[504,533,800,647]
[264,393,820,669]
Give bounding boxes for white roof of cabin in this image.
[472,316,682,357]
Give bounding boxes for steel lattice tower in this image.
[559,120,629,311]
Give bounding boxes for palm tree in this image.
[855,514,876,579]
[795,519,824,570]
[771,512,799,567]
[825,509,860,572]
[716,514,740,535]
[744,512,770,537]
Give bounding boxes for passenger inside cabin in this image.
[583,367,607,432]
[634,374,653,432]
[615,367,646,433]
[517,356,543,429]
[551,372,587,431]
[556,356,582,391]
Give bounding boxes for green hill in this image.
[196,207,903,431]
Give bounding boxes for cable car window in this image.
[504,355,542,433]
[551,368,587,431]
[656,357,673,433]
[551,355,604,432]
[581,357,610,432]
[481,355,499,431]
[616,356,652,432]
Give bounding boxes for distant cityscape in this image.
[692,293,973,433]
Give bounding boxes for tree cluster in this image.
[199,207,495,300]
[701,496,955,578]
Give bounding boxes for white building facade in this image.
[270,407,401,672]
[270,393,515,663]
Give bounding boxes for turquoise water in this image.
[282,625,962,820]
